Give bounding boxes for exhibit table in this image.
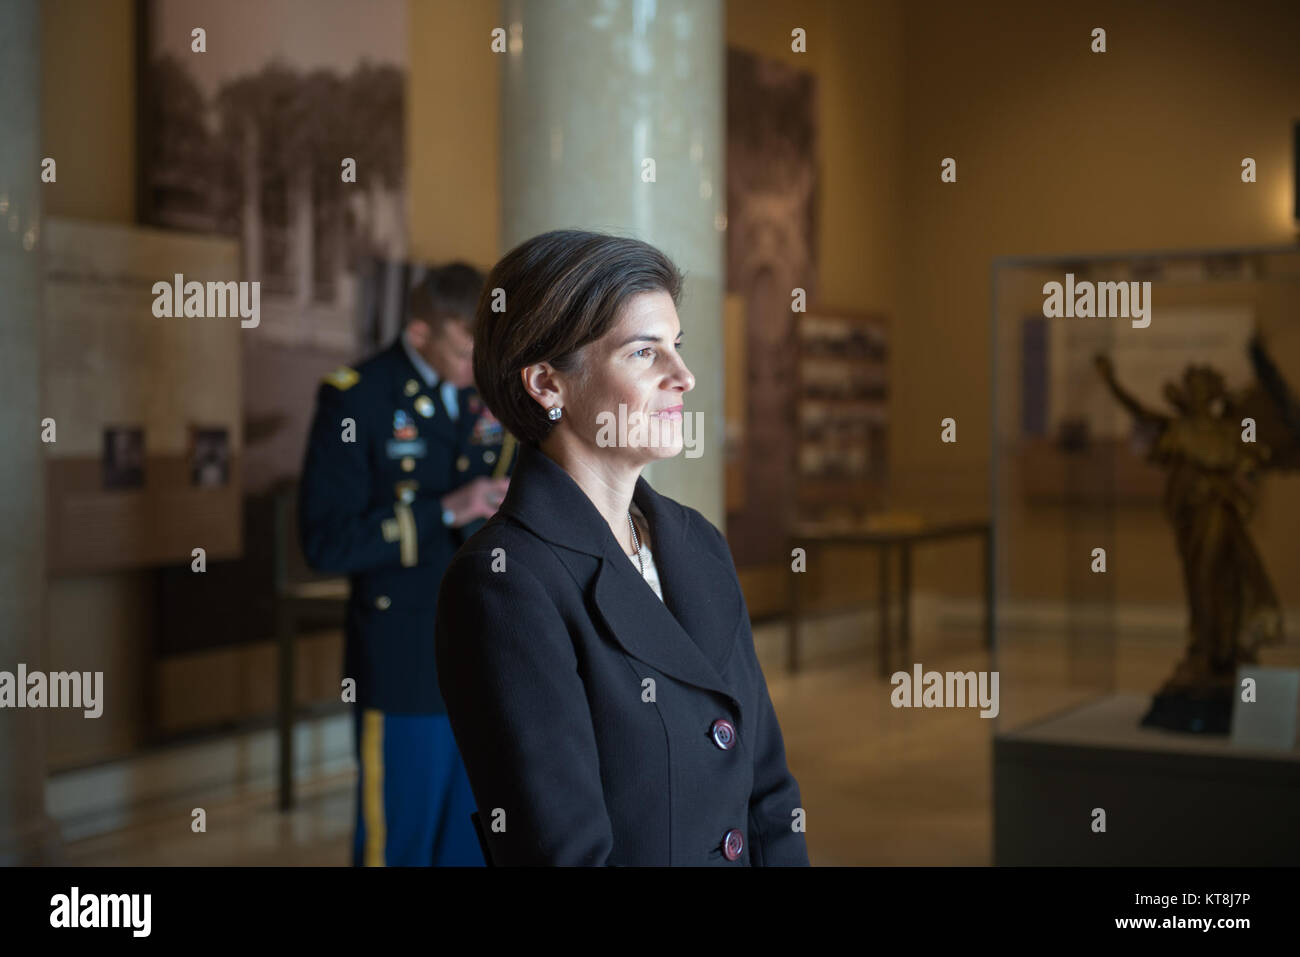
[785,518,992,675]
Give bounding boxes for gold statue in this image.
[1093,333,1298,732]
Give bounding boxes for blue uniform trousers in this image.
[351,707,484,867]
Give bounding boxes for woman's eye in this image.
[635,347,655,359]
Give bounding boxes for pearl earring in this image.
[547,406,563,421]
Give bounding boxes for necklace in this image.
[627,511,645,577]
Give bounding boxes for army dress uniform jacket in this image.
[299,338,516,714]
[434,442,810,866]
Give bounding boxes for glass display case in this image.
[990,244,1300,864]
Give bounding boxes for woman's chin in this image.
[623,439,685,464]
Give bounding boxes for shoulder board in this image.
[323,367,360,391]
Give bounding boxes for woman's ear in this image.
[521,362,562,410]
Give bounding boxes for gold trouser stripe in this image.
[362,708,386,867]
[394,502,417,567]
[493,432,517,479]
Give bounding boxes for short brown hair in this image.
[407,261,486,332]
[473,229,685,446]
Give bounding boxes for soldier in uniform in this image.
[299,262,516,866]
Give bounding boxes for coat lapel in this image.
[499,443,744,715]
[628,476,744,679]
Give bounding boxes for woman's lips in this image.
[652,405,684,419]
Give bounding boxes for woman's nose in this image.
[672,355,695,392]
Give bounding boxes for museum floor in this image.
[52,612,1298,867]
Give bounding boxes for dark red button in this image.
[722,828,744,861]
[710,718,737,750]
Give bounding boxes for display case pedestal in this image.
[1141,685,1233,735]
[994,693,1300,865]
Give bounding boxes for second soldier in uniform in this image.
[299,263,515,866]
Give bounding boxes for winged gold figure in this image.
[1093,331,1298,732]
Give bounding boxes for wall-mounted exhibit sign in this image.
[43,218,243,572]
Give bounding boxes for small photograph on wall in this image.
[189,426,231,488]
[103,427,145,490]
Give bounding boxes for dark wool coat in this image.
[435,442,810,866]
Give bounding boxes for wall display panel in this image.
[724,45,818,566]
[43,218,243,572]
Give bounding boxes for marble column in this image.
[0,0,59,864]
[499,0,726,525]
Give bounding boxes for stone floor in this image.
[55,611,1292,866]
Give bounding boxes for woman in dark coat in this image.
[435,229,809,866]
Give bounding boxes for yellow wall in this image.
[41,0,136,222]
[41,0,140,766]
[406,0,500,268]
[900,0,1297,486]
[728,0,907,333]
[897,0,1300,611]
